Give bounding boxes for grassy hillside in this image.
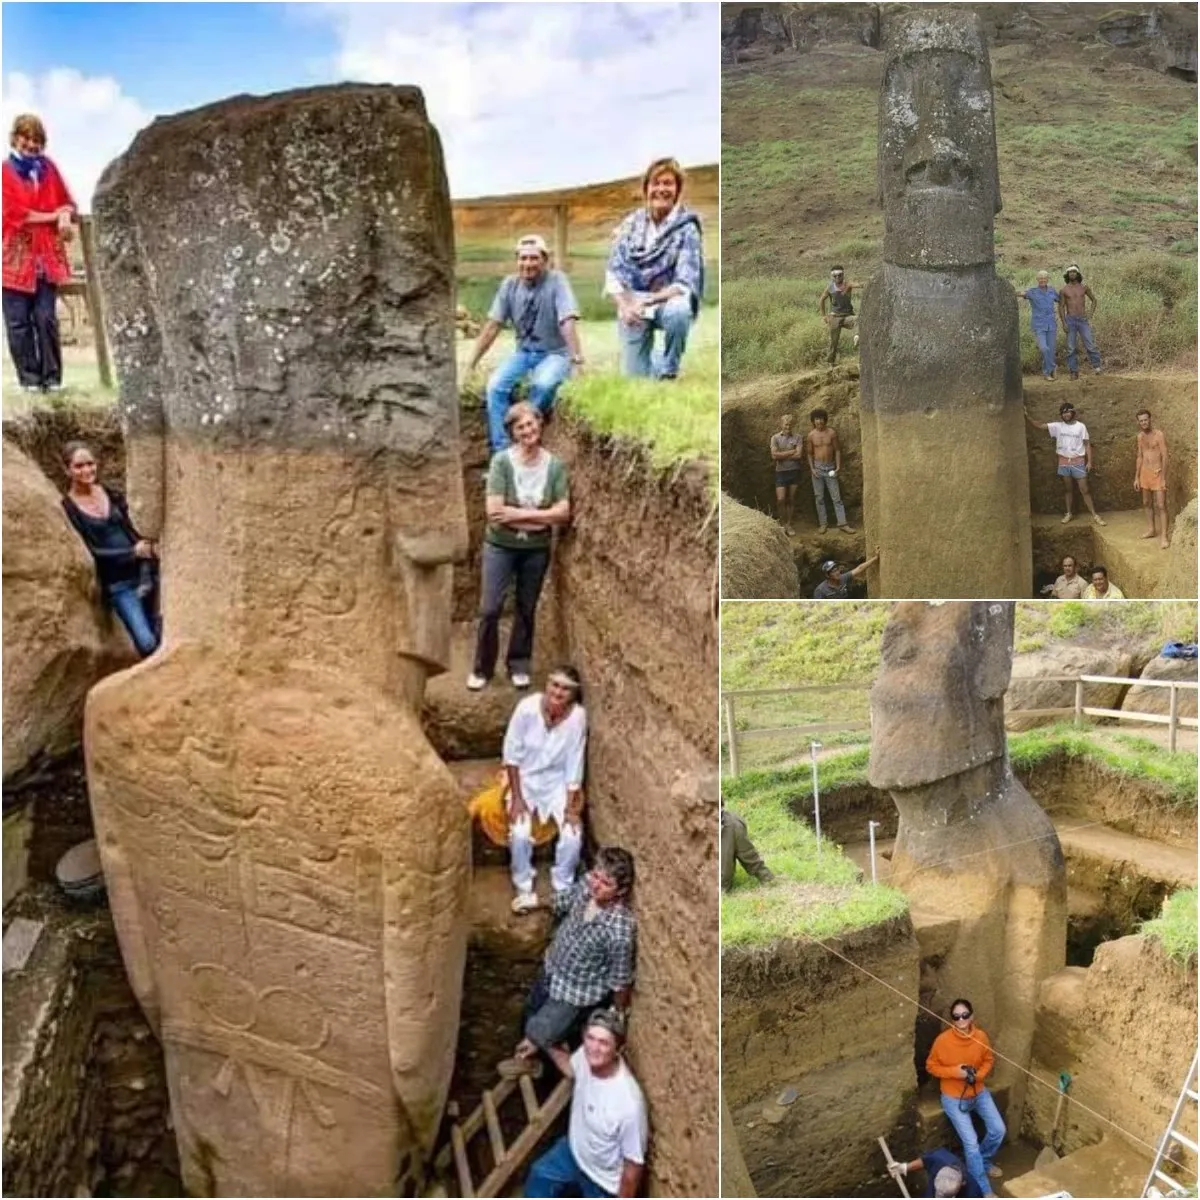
[722,40,1197,380]
[721,600,1198,769]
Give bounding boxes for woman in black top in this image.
[60,441,160,657]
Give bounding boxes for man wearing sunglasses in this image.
[925,1000,1006,1198]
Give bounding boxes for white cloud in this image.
[313,2,720,197]
[2,68,153,211]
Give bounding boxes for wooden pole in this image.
[1168,684,1179,753]
[1074,678,1084,727]
[78,217,114,390]
[724,695,739,777]
[554,203,569,273]
[877,1136,912,1198]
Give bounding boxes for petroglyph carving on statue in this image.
[86,84,469,1197]
[869,602,1066,1125]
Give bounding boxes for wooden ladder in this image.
[435,1073,572,1198]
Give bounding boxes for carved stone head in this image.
[869,601,1013,789]
[878,8,1001,268]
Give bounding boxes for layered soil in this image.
[721,371,1197,597]
[540,417,720,1197]
[1022,936,1197,1182]
[723,916,920,1197]
[3,402,719,1197]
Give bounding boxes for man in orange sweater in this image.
[925,999,1006,1199]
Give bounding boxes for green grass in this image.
[721,255,1198,382]
[458,316,717,468]
[721,46,1197,383]
[1139,887,1198,966]
[722,745,908,946]
[723,601,1196,694]
[1008,723,1198,806]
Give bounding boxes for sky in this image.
[1,1,720,210]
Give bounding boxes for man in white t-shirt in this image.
[503,666,588,914]
[1024,401,1106,526]
[524,1009,648,1198]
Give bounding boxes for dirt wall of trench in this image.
[790,752,1196,852]
[540,418,720,1198]
[723,916,921,1198]
[1023,936,1197,1175]
[721,372,1197,535]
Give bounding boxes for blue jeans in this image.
[107,579,160,658]
[618,295,693,379]
[941,1087,1006,1196]
[525,1135,613,1198]
[486,349,571,451]
[1032,326,1057,377]
[1065,316,1101,373]
[811,462,847,527]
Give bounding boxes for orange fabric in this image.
[467,772,557,848]
[926,1025,995,1100]
[2,158,75,292]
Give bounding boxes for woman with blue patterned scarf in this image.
[605,157,704,380]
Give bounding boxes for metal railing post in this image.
[1074,678,1084,727]
[724,694,739,777]
[810,741,823,861]
[1168,684,1179,754]
[868,820,880,885]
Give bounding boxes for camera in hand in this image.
[962,1065,977,1086]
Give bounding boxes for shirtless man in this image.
[818,266,859,365]
[1057,265,1102,381]
[770,413,805,536]
[1134,408,1170,549]
[806,408,854,534]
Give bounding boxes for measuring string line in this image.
[790,928,1193,1172]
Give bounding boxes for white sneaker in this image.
[511,891,539,914]
[510,671,531,689]
[466,673,487,691]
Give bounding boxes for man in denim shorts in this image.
[1024,401,1106,526]
[499,847,637,1080]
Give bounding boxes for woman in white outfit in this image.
[503,665,587,913]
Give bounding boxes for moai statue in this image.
[860,9,1032,598]
[86,86,470,1197]
[869,602,1065,1127]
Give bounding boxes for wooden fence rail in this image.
[722,672,1199,775]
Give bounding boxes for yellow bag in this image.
[467,773,557,848]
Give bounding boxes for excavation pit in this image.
[3,401,719,1196]
[726,741,1197,1198]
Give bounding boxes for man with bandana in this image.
[1057,265,1102,380]
[469,234,585,452]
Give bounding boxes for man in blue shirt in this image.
[468,235,585,452]
[889,1147,984,1197]
[1021,270,1061,380]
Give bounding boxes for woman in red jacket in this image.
[2,113,76,393]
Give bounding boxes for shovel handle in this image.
[878,1135,912,1199]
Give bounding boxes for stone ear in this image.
[972,602,1014,700]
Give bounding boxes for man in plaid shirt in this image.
[499,846,637,1079]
